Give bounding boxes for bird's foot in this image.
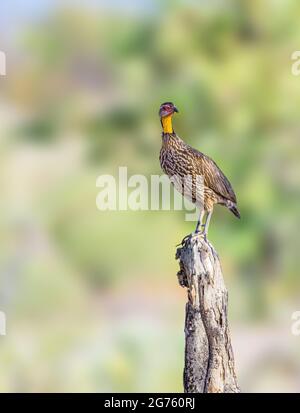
[176,231,207,247]
[193,231,218,260]
[177,232,200,247]
[177,229,218,260]
[177,227,207,247]
[194,225,207,238]
[177,234,191,247]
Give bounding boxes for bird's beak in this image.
[173,106,179,113]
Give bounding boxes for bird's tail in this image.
[227,201,241,219]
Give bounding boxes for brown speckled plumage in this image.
[159,102,240,234]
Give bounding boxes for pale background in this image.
[0,0,300,392]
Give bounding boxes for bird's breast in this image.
[160,145,193,178]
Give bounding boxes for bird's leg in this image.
[202,210,213,240]
[202,210,218,260]
[195,210,204,233]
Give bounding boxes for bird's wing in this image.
[187,144,237,204]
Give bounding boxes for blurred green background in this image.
[0,0,300,392]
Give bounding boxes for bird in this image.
[159,101,240,237]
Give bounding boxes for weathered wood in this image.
[176,234,240,393]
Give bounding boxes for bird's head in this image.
[159,102,179,118]
[159,102,178,134]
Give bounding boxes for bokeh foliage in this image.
[0,0,300,392]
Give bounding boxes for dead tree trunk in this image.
[176,234,240,393]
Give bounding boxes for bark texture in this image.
[176,234,240,393]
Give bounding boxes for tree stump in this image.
[176,233,240,393]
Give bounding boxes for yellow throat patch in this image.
[161,114,173,134]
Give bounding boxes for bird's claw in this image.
[177,234,191,247]
[177,229,210,248]
[193,230,207,240]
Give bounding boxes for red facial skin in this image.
[159,103,175,118]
